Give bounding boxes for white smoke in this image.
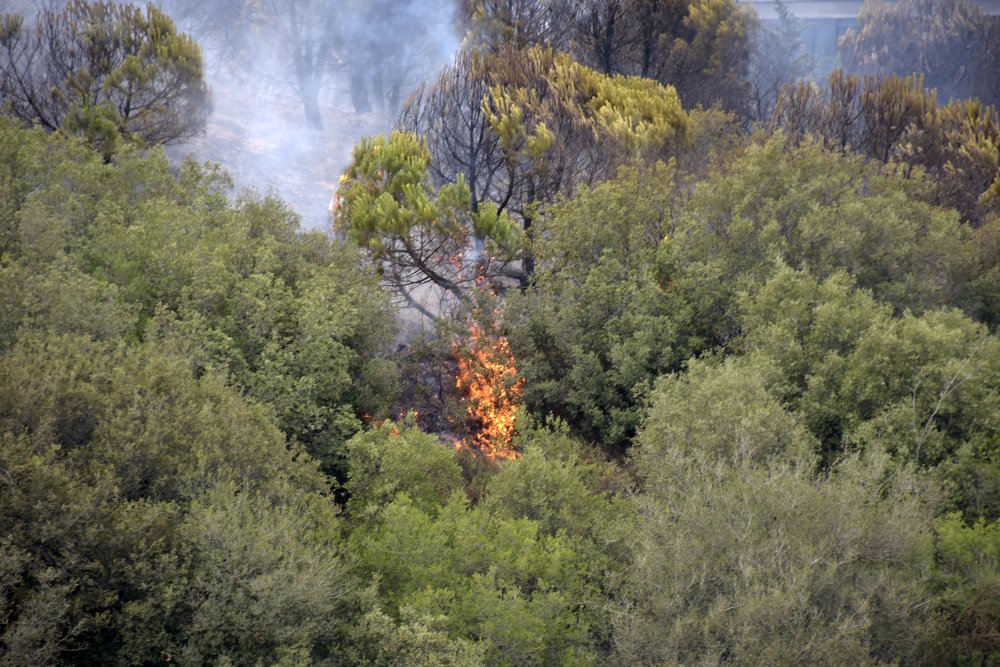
[163,0,461,230]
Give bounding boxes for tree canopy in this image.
[0,1,210,152]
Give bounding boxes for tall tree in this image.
[340,0,462,114]
[505,163,683,453]
[770,70,1000,225]
[573,0,634,74]
[746,0,813,122]
[397,46,688,286]
[0,0,210,150]
[166,0,336,127]
[334,131,521,319]
[460,0,574,51]
[899,98,1000,225]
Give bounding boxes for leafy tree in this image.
[160,482,348,665]
[659,0,756,115]
[481,419,638,572]
[940,434,1000,525]
[823,309,999,469]
[506,162,682,452]
[0,118,399,478]
[771,71,1000,226]
[662,136,977,337]
[335,131,521,318]
[620,355,940,664]
[397,46,687,287]
[342,418,633,665]
[0,1,210,150]
[637,356,818,477]
[461,0,756,117]
[769,70,933,161]
[510,136,992,455]
[238,247,400,475]
[348,484,606,665]
[460,0,574,51]
[346,417,465,520]
[931,513,1000,663]
[898,98,1000,225]
[0,118,417,662]
[86,185,399,474]
[737,266,1000,515]
[734,267,894,415]
[335,590,487,667]
[0,257,137,350]
[572,0,636,75]
[0,333,350,664]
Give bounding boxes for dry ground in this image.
[167,71,393,231]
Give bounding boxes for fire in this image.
[454,322,524,460]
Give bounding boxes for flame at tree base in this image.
[454,323,524,460]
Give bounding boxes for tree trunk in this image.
[350,72,371,113]
[371,70,385,113]
[301,76,324,129]
[520,180,537,290]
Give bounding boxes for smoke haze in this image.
[161,0,461,230]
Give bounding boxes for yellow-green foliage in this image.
[901,98,1000,222]
[485,48,688,158]
[336,130,521,308]
[339,132,519,254]
[581,67,688,151]
[933,512,1000,662]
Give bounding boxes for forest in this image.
[1,0,1000,665]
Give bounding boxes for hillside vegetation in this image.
[2,0,1000,665]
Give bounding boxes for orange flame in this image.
[454,323,524,460]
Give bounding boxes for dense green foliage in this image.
[0,117,402,663]
[4,0,1000,664]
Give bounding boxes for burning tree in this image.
[455,316,525,460]
[336,132,525,454]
